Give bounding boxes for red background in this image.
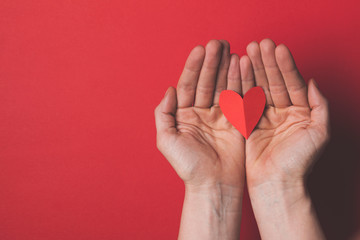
[1,0,360,239]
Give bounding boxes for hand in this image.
[154,40,246,240]
[242,39,330,240]
[155,40,245,189]
[242,39,330,188]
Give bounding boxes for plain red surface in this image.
[0,0,360,239]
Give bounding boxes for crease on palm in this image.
[155,38,329,188]
[175,106,243,157]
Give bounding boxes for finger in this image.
[213,40,231,105]
[308,79,330,135]
[155,87,178,137]
[246,41,273,105]
[260,39,291,107]
[275,44,309,107]
[177,45,206,108]
[226,54,241,94]
[240,55,255,95]
[194,40,223,108]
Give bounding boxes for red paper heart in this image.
[219,87,266,139]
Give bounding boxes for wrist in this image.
[178,182,244,240]
[184,182,244,218]
[248,178,308,199]
[248,180,325,240]
[185,182,244,200]
[248,179,309,215]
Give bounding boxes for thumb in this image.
[308,78,330,141]
[154,86,178,136]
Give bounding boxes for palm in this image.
[170,106,244,186]
[246,105,316,184]
[243,39,329,187]
[155,40,247,187]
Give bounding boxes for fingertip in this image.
[219,39,230,50]
[230,53,240,67]
[246,41,259,53]
[240,55,253,77]
[189,45,206,61]
[308,78,328,108]
[166,86,177,97]
[228,54,240,76]
[155,87,178,139]
[308,78,316,88]
[259,38,276,53]
[239,55,251,68]
[167,86,176,93]
[307,78,317,105]
[311,78,319,88]
[275,43,288,51]
[275,44,291,61]
[308,78,319,94]
[163,86,177,113]
[206,39,223,53]
[308,78,330,142]
[246,41,260,57]
[183,45,205,73]
[218,39,231,69]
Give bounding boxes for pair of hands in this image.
[155,39,330,240]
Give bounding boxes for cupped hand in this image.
[155,40,246,189]
[242,39,330,188]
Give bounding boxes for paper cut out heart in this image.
[219,87,266,139]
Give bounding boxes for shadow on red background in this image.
[309,119,360,240]
[301,42,360,239]
[308,81,360,239]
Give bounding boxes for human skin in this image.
[243,39,330,240]
[154,38,330,239]
[154,39,246,240]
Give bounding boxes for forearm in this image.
[178,183,243,240]
[248,181,325,240]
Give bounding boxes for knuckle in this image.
[197,84,215,95]
[214,86,226,95]
[178,82,196,92]
[287,83,306,94]
[269,84,288,95]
